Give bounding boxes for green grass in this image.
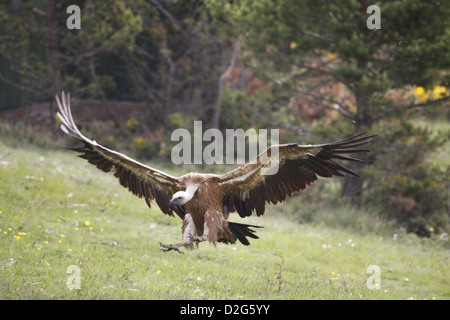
[0,141,448,300]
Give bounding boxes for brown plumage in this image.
[55,92,376,253]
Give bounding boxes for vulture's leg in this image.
[159,213,196,253]
[191,210,225,247]
[191,212,210,246]
[192,235,207,249]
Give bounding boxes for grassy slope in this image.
[0,142,448,300]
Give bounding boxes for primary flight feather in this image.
[55,92,375,253]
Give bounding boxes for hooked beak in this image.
[168,199,176,208]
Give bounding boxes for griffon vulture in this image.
[55,92,375,253]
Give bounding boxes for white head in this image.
[168,185,198,208]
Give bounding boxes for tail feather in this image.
[227,221,263,246]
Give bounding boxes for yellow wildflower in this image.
[133,136,146,150]
[414,86,428,101]
[326,52,337,60]
[126,117,140,129]
[431,85,447,99]
[415,85,448,102]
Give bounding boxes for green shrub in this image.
[365,120,449,236]
[383,170,449,236]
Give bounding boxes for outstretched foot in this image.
[159,242,185,254]
[159,236,207,253]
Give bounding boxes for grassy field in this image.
[0,140,448,300]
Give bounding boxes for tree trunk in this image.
[341,93,372,204]
[46,0,61,134]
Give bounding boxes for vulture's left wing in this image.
[55,92,182,218]
[218,133,376,217]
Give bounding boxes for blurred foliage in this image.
[384,172,449,236]
[363,121,449,236]
[295,118,449,237]
[0,0,143,105]
[168,113,198,131]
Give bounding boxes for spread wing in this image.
[55,92,183,218]
[218,133,376,217]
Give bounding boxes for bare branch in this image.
[295,88,355,120]
[212,35,242,128]
[149,0,186,37]
[0,71,36,94]
[372,96,450,122]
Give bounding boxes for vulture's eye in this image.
[177,197,182,200]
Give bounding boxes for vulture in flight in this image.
[55,92,375,253]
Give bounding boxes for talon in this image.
[160,247,184,254]
[159,242,185,254]
[192,236,207,243]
